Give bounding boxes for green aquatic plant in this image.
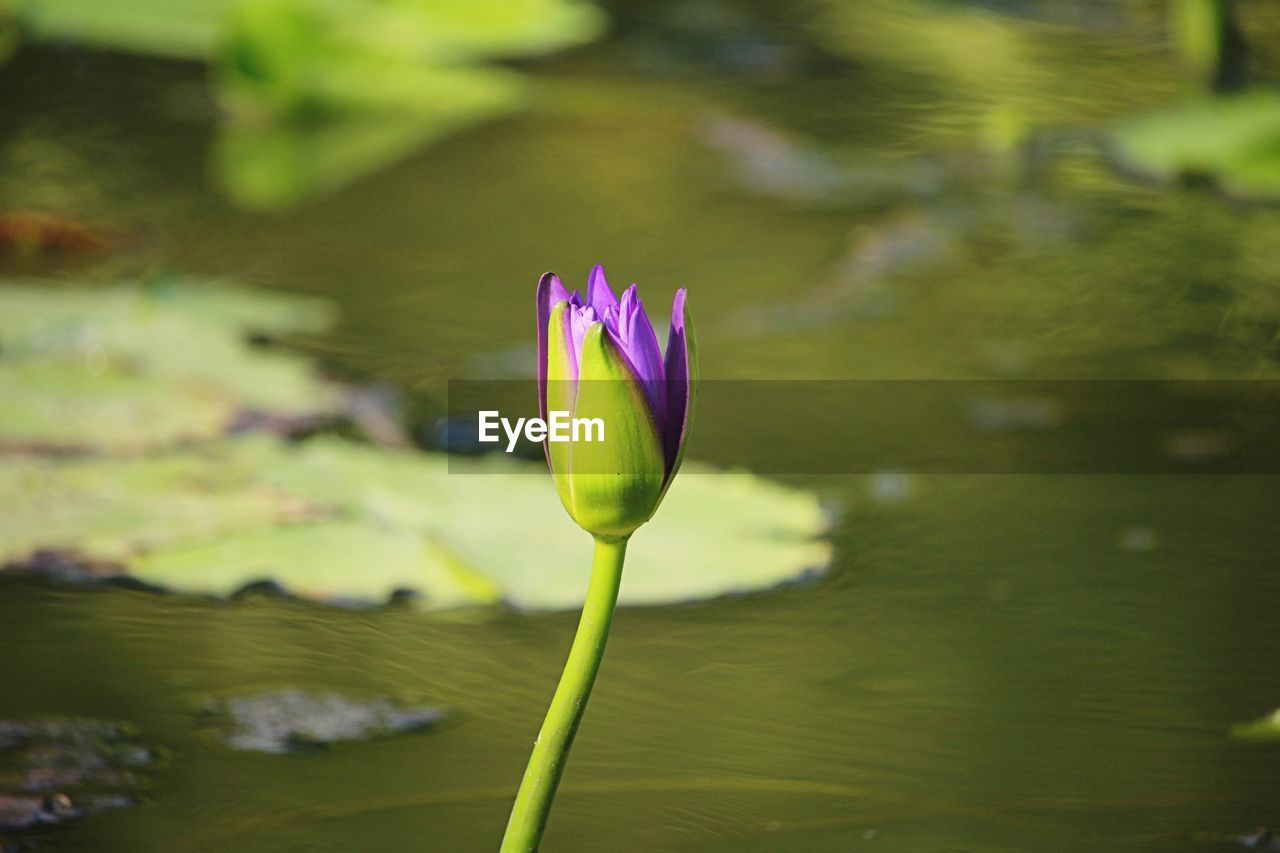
[0,0,604,208]
[1170,0,1248,93]
[0,0,603,66]
[1106,0,1280,199]
[502,267,697,850]
[0,277,830,611]
[1111,91,1280,198]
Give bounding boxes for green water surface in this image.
[3,2,1280,850]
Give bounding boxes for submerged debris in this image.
[0,212,113,256]
[0,792,134,833]
[699,114,942,208]
[1239,828,1280,851]
[0,719,153,836]
[206,690,448,754]
[724,214,949,335]
[967,396,1063,432]
[700,114,861,205]
[0,793,75,832]
[1117,526,1160,553]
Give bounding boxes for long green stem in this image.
[500,535,628,852]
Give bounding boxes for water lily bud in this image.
[536,265,698,539]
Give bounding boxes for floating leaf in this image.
[436,455,833,611]
[0,361,237,452]
[0,279,831,612]
[219,436,832,609]
[135,278,335,336]
[1111,92,1280,198]
[1,435,832,613]
[0,444,297,561]
[0,280,338,450]
[134,521,502,610]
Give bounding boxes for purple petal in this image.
[662,287,693,478]
[568,304,599,369]
[586,264,619,316]
[536,272,570,420]
[611,284,666,425]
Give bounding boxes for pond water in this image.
[4,1,1280,850]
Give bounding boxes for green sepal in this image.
[545,300,578,513]
[563,323,665,538]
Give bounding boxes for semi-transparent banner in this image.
[445,380,1280,474]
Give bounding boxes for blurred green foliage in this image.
[1170,0,1247,92]
[1113,91,1280,196]
[0,0,229,59]
[0,0,602,62]
[1172,0,1223,87]
[0,0,604,208]
[1108,1,1279,197]
[214,72,521,209]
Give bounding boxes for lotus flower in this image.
[536,265,697,539]
[502,266,697,851]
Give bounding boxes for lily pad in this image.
[2,435,832,613]
[205,689,447,754]
[437,455,834,611]
[202,435,833,610]
[0,280,338,450]
[134,521,503,610]
[0,277,831,613]
[1111,92,1280,198]
[0,361,238,452]
[0,445,304,564]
